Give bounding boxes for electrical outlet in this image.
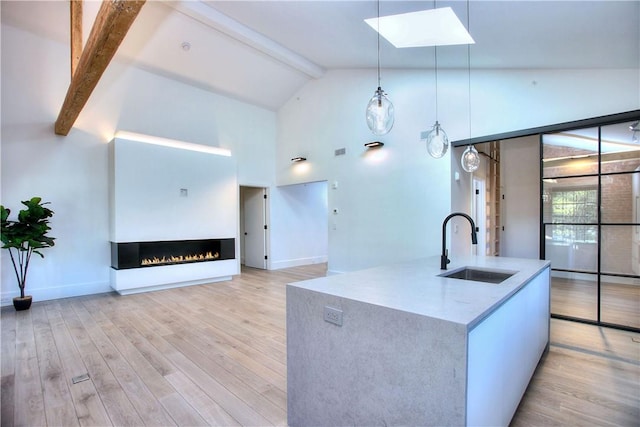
[324,306,343,326]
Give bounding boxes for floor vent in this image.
[334,148,346,156]
[72,373,90,384]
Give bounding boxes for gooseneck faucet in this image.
[441,212,478,270]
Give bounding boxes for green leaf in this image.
[0,206,9,223]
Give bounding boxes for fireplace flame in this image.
[141,251,219,266]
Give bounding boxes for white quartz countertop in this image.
[288,255,550,329]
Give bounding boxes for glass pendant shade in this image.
[461,145,480,172]
[366,87,394,135]
[424,120,449,158]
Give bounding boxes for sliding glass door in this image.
[542,121,640,331]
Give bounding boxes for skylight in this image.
[364,7,475,48]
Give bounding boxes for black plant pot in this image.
[13,295,32,311]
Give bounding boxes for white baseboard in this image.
[270,256,328,270]
[0,281,112,307]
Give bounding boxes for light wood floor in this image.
[551,277,640,329]
[1,264,638,426]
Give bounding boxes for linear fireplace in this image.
[111,238,235,270]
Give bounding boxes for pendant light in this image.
[460,0,480,173]
[424,41,449,158]
[461,145,480,172]
[365,0,394,135]
[424,0,448,159]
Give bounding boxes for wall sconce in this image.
[291,157,307,162]
[364,141,384,148]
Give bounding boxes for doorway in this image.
[240,186,268,269]
[472,141,501,257]
[472,178,486,255]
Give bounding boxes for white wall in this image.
[278,67,638,273]
[0,12,277,305]
[110,137,238,242]
[277,70,454,273]
[501,136,540,259]
[269,181,328,270]
[465,69,638,137]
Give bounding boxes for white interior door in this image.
[242,187,267,269]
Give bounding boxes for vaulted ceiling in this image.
[2,1,639,110]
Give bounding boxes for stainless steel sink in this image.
[440,267,516,284]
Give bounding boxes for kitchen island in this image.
[286,255,550,426]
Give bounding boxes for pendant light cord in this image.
[467,0,471,139]
[434,0,438,121]
[377,0,381,88]
[435,46,439,120]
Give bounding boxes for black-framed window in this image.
[550,187,598,243]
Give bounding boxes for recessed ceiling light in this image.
[365,7,475,48]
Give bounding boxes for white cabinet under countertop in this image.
[467,268,550,425]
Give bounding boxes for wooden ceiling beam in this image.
[70,0,83,77]
[55,0,145,136]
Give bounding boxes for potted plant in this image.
[1,197,55,310]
